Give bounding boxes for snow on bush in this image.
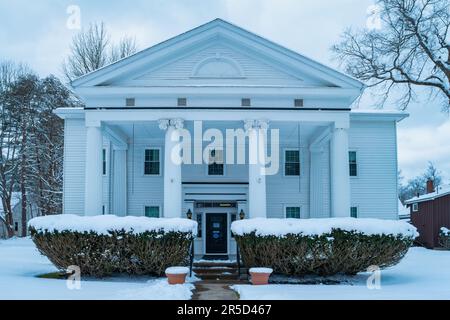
[231,218,418,239]
[28,214,198,236]
[232,218,417,277]
[29,215,197,277]
[439,227,450,249]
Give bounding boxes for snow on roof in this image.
[405,185,450,204]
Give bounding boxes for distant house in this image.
[398,199,410,221]
[405,181,450,249]
[0,193,39,238]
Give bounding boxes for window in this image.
[196,213,202,238]
[208,149,224,176]
[285,150,300,176]
[350,207,358,218]
[144,149,160,175]
[412,203,419,212]
[126,98,135,107]
[14,222,18,232]
[286,207,301,219]
[241,98,251,107]
[349,151,358,177]
[177,98,187,106]
[102,205,106,215]
[145,206,160,218]
[294,99,304,107]
[102,149,107,175]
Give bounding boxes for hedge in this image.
[28,215,197,277]
[232,218,417,276]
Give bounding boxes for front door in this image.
[206,213,228,254]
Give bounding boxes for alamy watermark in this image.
[66,5,81,30]
[366,4,382,30]
[366,265,381,290]
[66,265,81,290]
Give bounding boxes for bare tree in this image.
[0,61,31,237]
[332,0,449,110]
[63,22,138,82]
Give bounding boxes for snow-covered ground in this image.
[232,247,450,300]
[0,238,195,300]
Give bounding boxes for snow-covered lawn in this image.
[232,247,450,300]
[0,237,195,300]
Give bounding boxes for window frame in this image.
[144,205,161,218]
[284,148,301,177]
[143,148,161,176]
[207,148,225,176]
[284,205,302,219]
[350,206,358,218]
[412,203,419,212]
[349,150,358,177]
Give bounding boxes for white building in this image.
[56,19,407,257]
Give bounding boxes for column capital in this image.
[244,119,270,132]
[158,118,184,131]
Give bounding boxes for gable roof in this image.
[405,185,450,204]
[71,18,364,91]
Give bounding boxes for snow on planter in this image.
[165,267,190,275]
[28,214,198,236]
[231,217,418,239]
[249,268,273,274]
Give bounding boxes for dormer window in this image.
[241,98,251,107]
[178,98,187,106]
[294,99,304,107]
[126,98,135,107]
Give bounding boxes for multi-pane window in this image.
[196,213,202,238]
[208,149,224,176]
[102,149,107,175]
[144,149,160,175]
[349,151,358,177]
[412,203,419,212]
[241,98,251,107]
[177,98,187,106]
[350,207,358,218]
[285,150,300,176]
[286,207,301,219]
[145,206,160,218]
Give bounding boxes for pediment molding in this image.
[191,53,245,79]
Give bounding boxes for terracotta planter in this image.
[249,268,273,285]
[166,273,187,285]
[165,267,189,285]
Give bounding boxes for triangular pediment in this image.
[72,19,363,91]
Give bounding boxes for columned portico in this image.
[245,120,269,218]
[159,119,184,218]
[84,123,103,216]
[331,126,351,217]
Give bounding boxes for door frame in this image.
[196,204,237,256]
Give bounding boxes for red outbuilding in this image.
[405,181,450,249]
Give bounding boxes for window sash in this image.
[349,151,357,176]
[145,206,160,218]
[144,149,160,175]
[285,150,300,176]
[286,207,301,219]
[208,149,224,176]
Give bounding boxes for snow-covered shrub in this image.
[232,218,417,276]
[439,227,450,249]
[28,215,197,277]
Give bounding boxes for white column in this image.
[159,119,184,218]
[85,123,103,216]
[245,120,268,218]
[112,148,127,216]
[331,126,351,217]
[309,148,323,218]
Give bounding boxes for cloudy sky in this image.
[0,0,449,182]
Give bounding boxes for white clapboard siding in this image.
[63,119,86,215]
[349,120,398,219]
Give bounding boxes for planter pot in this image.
[249,268,273,285]
[165,267,189,285]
